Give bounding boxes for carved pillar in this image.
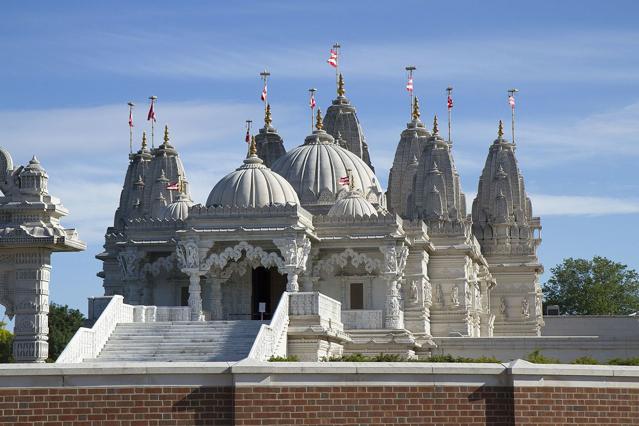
[208,276,224,320]
[12,249,51,363]
[177,238,205,322]
[274,236,312,293]
[379,244,409,330]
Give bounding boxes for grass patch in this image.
[525,350,560,364]
[268,355,299,362]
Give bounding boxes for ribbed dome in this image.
[161,193,194,220]
[271,129,382,208]
[328,190,378,218]
[206,154,299,208]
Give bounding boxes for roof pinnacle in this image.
[141,131,148,150]
[163,125,170,146]
[249,135,257,157]
[498,120,504,139]
[412,96,421,121]
[337,73,345,97]
[264,103,272,127]
[315,108,323,131]
[432,114,439,135]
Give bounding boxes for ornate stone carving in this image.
[117,247,142,279]
[499,297,508,317]
[313,248,381,277]
[201,241,284,274]
[409,280,420,305]
[379,244,409,276]
[177,239,200,271]
[521,297,530,319]
[451,286,460,307]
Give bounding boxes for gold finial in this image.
[315,108,323,131]
[432,114,439,134]
[347,168,354,191]
[249,135,257,156]
[412,96,421,120]
[498,120,504,138]
[163,125,170,145]
[178,175,186,194]
[337,73,345,97]
[264,103,272,126]
[141,131,148,149]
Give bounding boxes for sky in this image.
[1,1,639,326]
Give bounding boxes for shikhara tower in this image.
[471,121,543,335]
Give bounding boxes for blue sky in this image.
[2,1,639,324]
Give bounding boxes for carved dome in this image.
[328,190,378,218]
[207,152,299,209]
[271,128,382,211]
[161,193,194,220]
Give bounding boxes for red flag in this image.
[406,77,413,92]
[261,83,267,102]
[508,95,515,109]
[245,129,250,143]
[166,182,179,190]
[447,95,453,110]
[309,92,316,109]
[327,49,338,68]
[147,98,156,122]
[339,176,350,186]
[128,109,134,128]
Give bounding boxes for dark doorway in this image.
[251,267,286,320]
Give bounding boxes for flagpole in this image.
[149,96,157,148]
[508,88,518,145]
[405,66,416,121]
[260,69,270,123]
[333,42,341,92]
[446,87,453,144]
[309,88,317,133]
[127,101,135,155]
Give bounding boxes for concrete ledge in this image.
[0,359,637,389]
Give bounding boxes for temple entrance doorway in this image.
[251,267,286,320]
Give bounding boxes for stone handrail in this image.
[247,292,290,361]
[289,292,344,332]
[57,295,133,363]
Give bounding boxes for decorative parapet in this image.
[288,292,347,336]
[342,310,383,330]
[247,291,290,361]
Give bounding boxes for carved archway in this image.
[312,248,382,277]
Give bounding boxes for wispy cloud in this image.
[530,194,639,216]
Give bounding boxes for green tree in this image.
[48,304,85,362]
[543,256,639,315]
[0,321,13,363]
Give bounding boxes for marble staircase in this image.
[91,320,266,362]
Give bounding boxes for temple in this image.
[49,74,546,363]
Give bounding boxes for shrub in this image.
[525,350,560,364]
[607,357,639,366]
[268,355,299,362]
[571,356,599,365]
[425,354,501,363]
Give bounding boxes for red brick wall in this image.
[0,386,233,426]
[0,385,638,425]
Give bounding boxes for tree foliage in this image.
[48,304,85,362]
[0,321,13,363]
[543,256,639,315]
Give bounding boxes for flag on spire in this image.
[508,95,516,108]
[147,98,156,122]
[447,94,454,110]
[309,92,316,109]
[245,128,250,143]
[327,49,338,68]
[261,82,268,102]
[338,175,350,186]
[129,109,134,128]
[406,77,414,92]
[166,181,179,190]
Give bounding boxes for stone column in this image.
[187,273,204,321]
[383,275,402,329]
[285,267,300,292]
[274,236,312,294]
[12,249,51,363]
[208,276,224,320]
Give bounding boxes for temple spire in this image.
[264,103,272,127]
[141,131,148,150]
[432,114,439,135]
[163,125,170,146]
[337,73,345,97]
[412,96,421,121]
[315,108,323,131]
[498,120,504,139]
[249,135,257,157]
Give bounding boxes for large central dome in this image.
[271,126,382,213]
